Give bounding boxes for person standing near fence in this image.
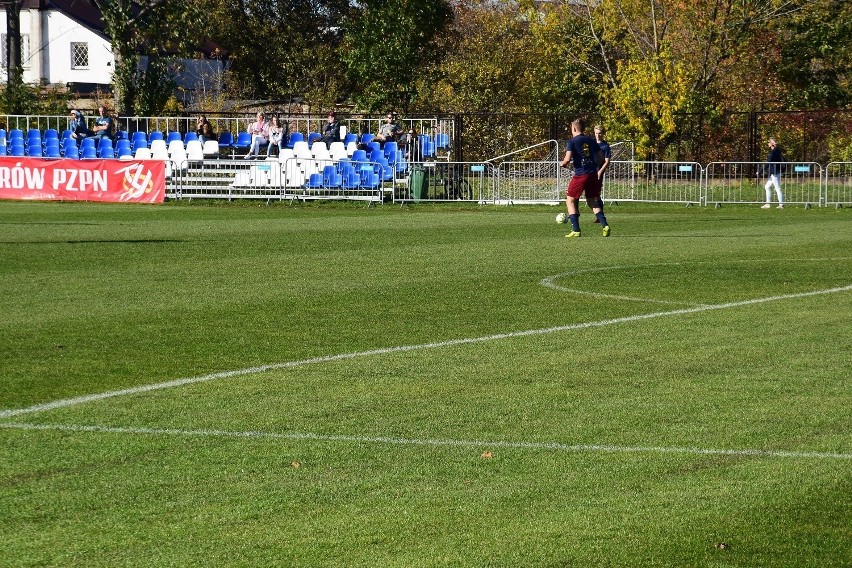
[762,137,785,209]
[560,118,610,237]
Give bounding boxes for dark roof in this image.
[22,0,108,40]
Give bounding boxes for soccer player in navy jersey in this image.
[559,118,610,237]
[592,125,611,223]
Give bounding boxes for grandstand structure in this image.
[1,114,850,207]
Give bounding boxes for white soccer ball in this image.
[556,212,567,224]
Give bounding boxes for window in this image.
[71,42,89,69]
[1,34,31,68]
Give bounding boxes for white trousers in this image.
[764,174,783,204]
[249,135,268,156]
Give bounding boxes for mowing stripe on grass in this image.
[2,422,850,461]
[1,284,851,420]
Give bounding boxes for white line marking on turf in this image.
[1,422,849,461]
[1,283,851,420]
[540,257,852,306]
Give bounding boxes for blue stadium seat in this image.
[285,131,304,149]
[383,141,398,159]
[131,131,148,151]
[217,131,233,150]
[115,140,132,158]
[307,132,322,145]
[97,139,114,158]
[233,131,252,153]
[342,172,361,190]
[435,133,450,149]
[322,165,342,189]
[64,144,79,159]
[305,173,324,189]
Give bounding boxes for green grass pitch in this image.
[1,200,850,567]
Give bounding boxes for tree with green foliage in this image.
[776,0,852,109]
[341,0,452,112]
[94,0,202,115]
[201,0,350,108]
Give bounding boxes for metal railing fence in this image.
[159,158,852,207]
[604,161,703,205]
[392,161,493,203]
[824,162,852,207]
[704,162,823,207]
[168,156,386,203]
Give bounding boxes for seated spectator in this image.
[266,116,287,157]
[69,109,93,141]
[319,111,341,146]
[245,111,269,159]
[91,105,115,141]
[374,112,402,146]
[196,115,216,145]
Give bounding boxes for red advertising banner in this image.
[0,157,166,203]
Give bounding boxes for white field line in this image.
[539,257,852,306]
[1,283,851,421]
[2,421,850,461]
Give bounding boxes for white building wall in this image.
[0,8,113,86]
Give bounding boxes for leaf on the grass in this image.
[481,451,493,459]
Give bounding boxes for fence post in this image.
[453,113,463,163]
[748,111,759,163]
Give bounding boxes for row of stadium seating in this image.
[0,127,451,160]
[231,155,409,190]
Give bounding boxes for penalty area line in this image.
[1,421,850,461]
[1,283,851,420]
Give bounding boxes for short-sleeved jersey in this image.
[598,139,611,161]
[566,135,601,175]
[95,115,114,136]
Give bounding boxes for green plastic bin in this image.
[410,166,429,202]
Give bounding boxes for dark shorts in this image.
[566,173,601,200]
